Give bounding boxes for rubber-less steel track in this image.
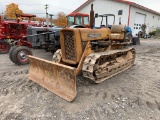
[82,47,135,83]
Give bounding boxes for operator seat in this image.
[109,24,125,41]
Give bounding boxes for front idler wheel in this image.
[12,46,32,65]
[52,49,61,62]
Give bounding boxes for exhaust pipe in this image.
[49,14,54,27]
[90,4,94,29]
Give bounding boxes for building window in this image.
[118,10,123,15]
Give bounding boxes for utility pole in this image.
[1,11,4,20]
[44,4,49,27]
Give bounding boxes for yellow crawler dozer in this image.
[28,25,135,101]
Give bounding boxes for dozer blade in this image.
[28,55,76,102]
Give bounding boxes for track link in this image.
[82,47,135,83]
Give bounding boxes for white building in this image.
[73,0,160,36]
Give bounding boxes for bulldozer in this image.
[28,4,135,101]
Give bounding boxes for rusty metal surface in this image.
[90,4,94,29]
[82,47,135,83]
[28,55,76,102]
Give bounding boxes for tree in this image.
[55,12,67,26]
[5,3,23,18]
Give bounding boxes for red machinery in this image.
[67,12,89,28]
[0,14,37,54]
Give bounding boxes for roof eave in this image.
[72,0,92,12]
[131,3,160,16]
[73,0,160,16]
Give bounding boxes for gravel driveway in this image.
[0,39,160,120]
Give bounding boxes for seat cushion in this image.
[110,33,121,39]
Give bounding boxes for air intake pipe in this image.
[49,14,54,27]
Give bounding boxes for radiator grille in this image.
[64,31,75,61]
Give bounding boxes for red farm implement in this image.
[0,14,37,54]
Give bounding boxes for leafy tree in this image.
[52,19,57,24]
[5,3,23,18]
[55,12,67,26]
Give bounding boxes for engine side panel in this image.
[60,28,111,65]
[78,28,111,41]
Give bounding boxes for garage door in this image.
[133,13,146,36]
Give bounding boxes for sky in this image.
[0,0,160,18]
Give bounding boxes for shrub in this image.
[149,31,156,36]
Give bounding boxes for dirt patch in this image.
[0,39,160,120]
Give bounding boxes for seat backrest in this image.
[111,24,125,33]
